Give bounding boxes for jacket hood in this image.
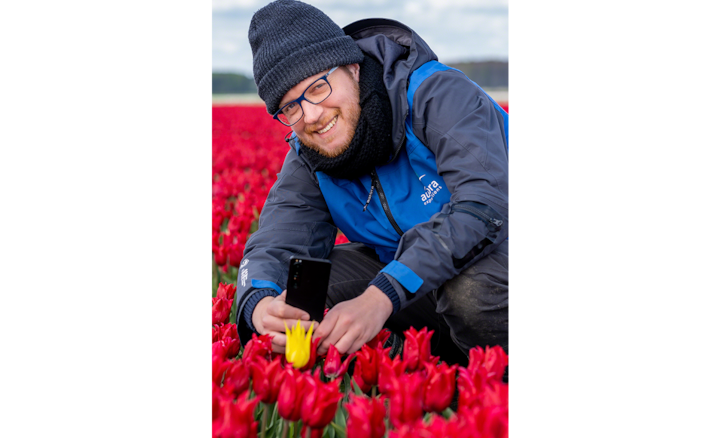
[343,18,438,160]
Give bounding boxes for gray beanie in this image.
[249,0,364,115]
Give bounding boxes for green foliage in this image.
[213,72,258,94]
[446,60,508,88]
[211,61,507,95]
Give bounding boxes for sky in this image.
[213,0,508,76]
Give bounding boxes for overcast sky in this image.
[213,0,508,76]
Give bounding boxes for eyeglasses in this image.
[273,66,339,126]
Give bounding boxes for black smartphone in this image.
[285,257,332,323]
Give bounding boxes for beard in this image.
[296,55,395,180]
[298,78,361,158]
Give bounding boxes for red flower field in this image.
[212,101,509,437]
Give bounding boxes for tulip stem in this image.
[260,404,268,438]
[281,420,289,438]
[371,386,377,398]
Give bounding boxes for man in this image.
[235,0,508,365]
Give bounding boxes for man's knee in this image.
[436,244,509,353]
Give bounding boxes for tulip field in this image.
[212,102,509,438]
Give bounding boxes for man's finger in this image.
[313,310,338,343]
[263,316,315,335]
[267,331,287,351]
[282,318,315,333]
[347,337,367,356]
[333,329,360,356]
[268,301,310,321]
[318,315,345,354]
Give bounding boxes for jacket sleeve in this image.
[234,148,337,344]
[374,68,509,309]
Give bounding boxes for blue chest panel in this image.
[296,60,507,263]
[316,140,450,263]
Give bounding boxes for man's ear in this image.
[345,63,361,82]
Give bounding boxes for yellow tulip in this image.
[284,320,314,369]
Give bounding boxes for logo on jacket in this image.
[240,268,248,287]
[420,179,443,205]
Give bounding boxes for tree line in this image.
[212,60,508,95]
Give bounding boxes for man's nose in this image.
[301,100,322,125]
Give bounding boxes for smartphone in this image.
[285,257,332,323]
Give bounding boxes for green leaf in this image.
[335,402,346,429]
[351,377,363,396]
[441,407,454,419]
[329,422,347,438]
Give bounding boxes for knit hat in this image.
[249,0,365,115]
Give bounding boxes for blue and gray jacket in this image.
[235,18,509,344]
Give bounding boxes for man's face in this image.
[281,64,361,158]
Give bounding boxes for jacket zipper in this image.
[452,204,504,230]
[368,170,404,237]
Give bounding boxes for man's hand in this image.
[313,285,393,356]
[252,291,316,354]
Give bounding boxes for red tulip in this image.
[476,404,509,438]
[351,369,373,394]
[478,379,509,408]
[212,383,233,422]
[459,403,508,438]
[228,243,243,267]
[468,345,508,382]
[365,328,392,350]
[421,413,477,438]
[214,324,240,358]
[301,370,343,430]
[422,362,457,413]
[212,297,232,325]
[277,366,310,421]
[388,422,425,438]
[215,245,228,266]
[217,324,238,341]
[387,372,425,428]
[402,326,437,372]
[345,394,386,438]
[221,360,250,398]
[248,356,284,404]
[242,333,273,363]
[323,344,355,379]
[457,366,485,410]
[212,390,258,438]
[216,283,237,301]
[212,324,220,343]
[377,354,406,394]
[212,342,231,386]
[354,343,388,389]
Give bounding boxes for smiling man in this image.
[283,65,361,158]
[235,0,509,367]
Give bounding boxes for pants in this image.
[325,240,508,367]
